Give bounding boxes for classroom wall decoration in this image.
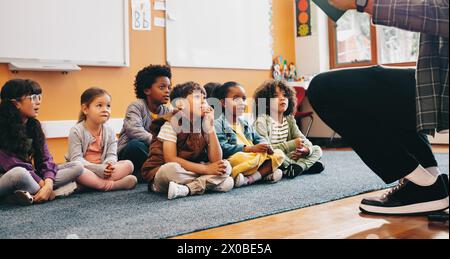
[296,0,311,37]
[132,0,151,31]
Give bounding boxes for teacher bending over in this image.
[309,0,449,215]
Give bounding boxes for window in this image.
[329,10,419,68]
[334,11,372,64]
[377,26,420,64]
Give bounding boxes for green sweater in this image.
[253,114,313,157]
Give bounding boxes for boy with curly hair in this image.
[118,65,173,182]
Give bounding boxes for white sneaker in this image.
[213,177,234,192]
[234,173,246,188]
[54,182,78,198]
[265,169,283,184]
[167,182,189,200]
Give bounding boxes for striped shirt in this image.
[373,0,449,134]
[269,117,289,146]
[157,122,178,143]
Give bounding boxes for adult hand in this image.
[328,0,374,14]
[328,0,356,11]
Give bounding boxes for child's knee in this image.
[71,162,85,177]
[215,177,234,192]
[123,160,135,174]
[155,162,182,181]
[311,145,323,158]
[8,167,31,184]
[273,149,286,162]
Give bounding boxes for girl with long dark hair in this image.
[0,79,83,205]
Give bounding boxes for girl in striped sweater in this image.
[253,80,324,179]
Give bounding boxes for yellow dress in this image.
[227,122,285,178]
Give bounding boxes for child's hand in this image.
[33,179,55,203]
[267,145,274,155]
[204,160,228,175]
[295,138,304,149]
[245,144,270,153]
[293,147,310,160]
[104,162,115,179]
[202,105,215,133]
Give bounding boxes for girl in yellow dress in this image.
[213,82,285,188]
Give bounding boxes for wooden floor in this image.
[175,145,449,239]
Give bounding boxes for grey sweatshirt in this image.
[67,122,118,177]
[117,99,172,153]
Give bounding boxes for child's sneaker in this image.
[234,173,246,188]
[304,161,325,174]
[213,177,234,192]
[265,169,283,184]
[168,182,190,200]
[2,190,34,206]
[285,164,304,179]
[54,182,78,198]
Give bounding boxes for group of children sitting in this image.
[0,65,324,205]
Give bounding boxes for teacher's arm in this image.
[329,0,449,39]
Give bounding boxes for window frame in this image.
[328,19,417,69]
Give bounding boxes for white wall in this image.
[295,3,338,139]
[295,4,330,76]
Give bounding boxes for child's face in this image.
[223,85,247,118]
[181,90,209,119]
[83,94,111,125]
[144,76,172,105]
[14,94,42,119]
[272,86,289,114]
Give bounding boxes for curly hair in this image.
[253,80,297,117]
[170,81,206,100]
[134,65,172,99]
[0,79,46,164]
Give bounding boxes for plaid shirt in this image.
[373,0,449,135]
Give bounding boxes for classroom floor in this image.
[174,145,450,239]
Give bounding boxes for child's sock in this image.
[248,172,262,185]
[405,165,438,186]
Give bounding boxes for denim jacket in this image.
[214,114,266,159]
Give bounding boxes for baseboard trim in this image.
[308,137,350,148]
[41,118,124,139]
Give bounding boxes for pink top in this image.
[84,129,103,164]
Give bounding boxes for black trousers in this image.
[118,139,149,183]
[308,66,437,184]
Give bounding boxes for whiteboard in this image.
[165,0,273,70]
[0,0,129,67]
